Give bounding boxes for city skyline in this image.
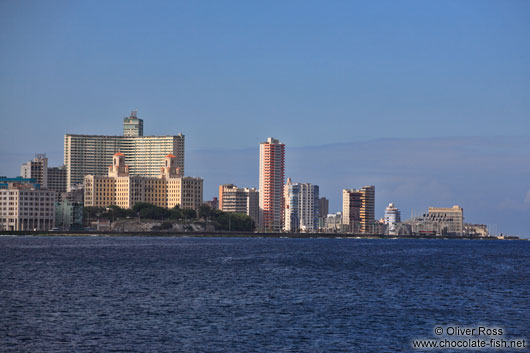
[1,114,529,236]
[1,1,529,235]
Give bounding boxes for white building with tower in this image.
[64,111,185,190]
[384,203,401,235]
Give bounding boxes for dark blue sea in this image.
[1,236,529,352]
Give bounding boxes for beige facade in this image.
[342,186,375,234]
[84,153,202,210]
[427,206,464,235]
[20,154,48,187]
[0,184,56,231]
[218,184,259,225]
[464,223,488,237]
[64,114,184,190]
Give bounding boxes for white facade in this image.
[384,203,401,235]
[65,130,184,190]
[0,187,56,231]
[284,178,319,232]
[325,212,343,232]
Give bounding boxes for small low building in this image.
[55,199,83,231]
[464,223,489,237]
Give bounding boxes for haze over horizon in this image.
[1,0,529,235]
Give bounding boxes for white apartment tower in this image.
[64,111,185,190]
[384,203,401,235]
[284,178,319,232]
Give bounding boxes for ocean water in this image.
[1,236,529,352]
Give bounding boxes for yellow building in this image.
[84,153,202,210]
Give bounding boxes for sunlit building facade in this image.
[258,137,285,232]
[342,185,375,234]
[84,153,202,210]
[0,179,56,231]
[64,111,185,190]
[384,203,401,235]
[218,184,259,226]
[284,179,319,232]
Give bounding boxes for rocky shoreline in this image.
[0,230,522,240]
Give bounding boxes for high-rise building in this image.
[21,155,68,200]
[218,184,259,225]
[64,111,185,190]
[318,197,329,218]
[20,154,48,188]
[342,185,375,234]
[84,153,202,210]
[284,178,319,232]
[48,165,67,196]
[123,110,143,137]
[384,203,401,225]
[259,137,285,232]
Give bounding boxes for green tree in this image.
[169,206,183,220]
[139,206,170,220]
[84,206,105,219]
[133,202,155,214]
[182,208,197,220]
[213,212,254,231]
[198,204,214,220]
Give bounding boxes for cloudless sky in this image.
[1,0,529,233]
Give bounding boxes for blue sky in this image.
[1,1,529,235]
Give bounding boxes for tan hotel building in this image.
[84,153,202,210]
